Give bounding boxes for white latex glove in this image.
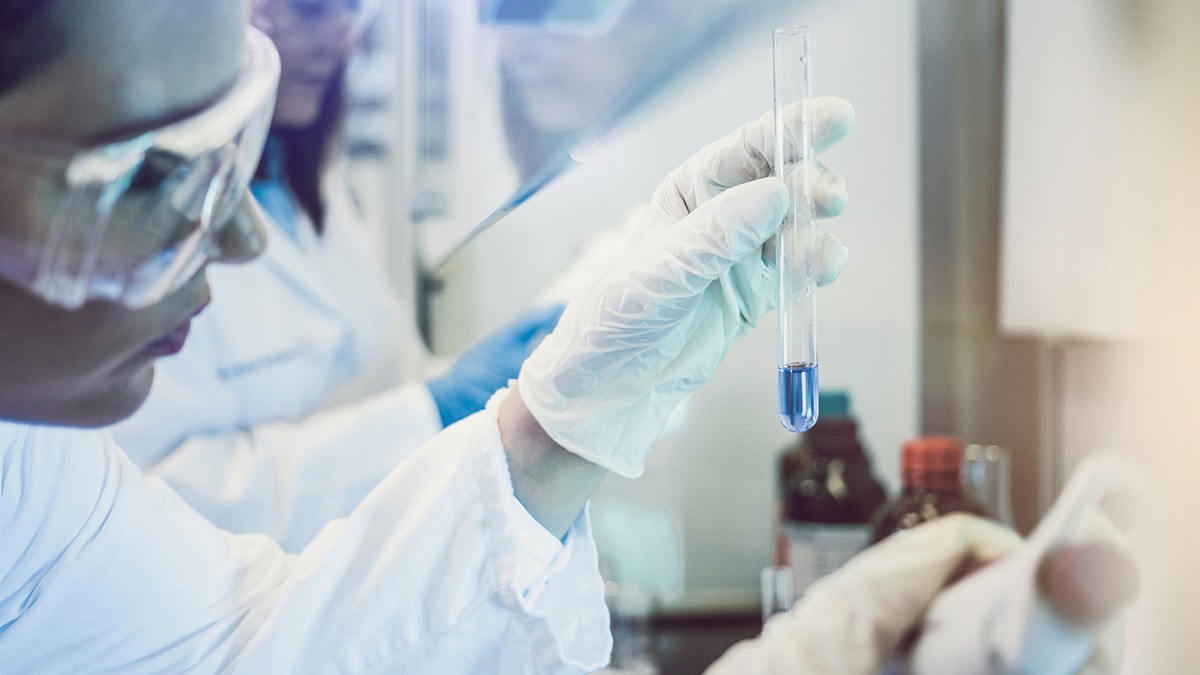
[703,514,1135,675]
[518,97,855,477]
[540,98,854,309]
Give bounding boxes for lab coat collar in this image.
[254,187,345,317]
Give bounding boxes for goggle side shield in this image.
[32,27,280,309]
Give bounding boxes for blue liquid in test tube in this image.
[774,26,820,433]
[778,363,819,432]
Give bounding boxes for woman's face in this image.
[254,0,362,128]
[0,0,265,427]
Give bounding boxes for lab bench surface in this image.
[617,611,763,675]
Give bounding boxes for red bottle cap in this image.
[902,435,964,485]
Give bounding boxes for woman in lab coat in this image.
[0,0,847,670]
[0,1,1137,671]
[0,8,610,662]
[110,0,565,551]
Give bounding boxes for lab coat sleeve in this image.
[0,392,611,675]
[120,374,447,552]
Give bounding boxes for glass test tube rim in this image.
[774,25,819,433]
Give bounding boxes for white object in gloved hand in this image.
[704,514,1023,675]
[906,452,1147,675]
[703,513,1136,675]
[518,97,854,478]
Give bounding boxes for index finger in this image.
[657,97,855,217]
[702,96,856,189]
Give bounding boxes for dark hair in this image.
[258,67,347,235]
[0,0,60,91]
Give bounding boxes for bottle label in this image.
[784,521,872,594]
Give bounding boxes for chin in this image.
[64,364,157,428]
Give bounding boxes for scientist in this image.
[0,0,832,670]
[110,0,565,551]
[0,0,1134,672]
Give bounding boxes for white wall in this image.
[1051,0,1200,667]
[432,0,920,609]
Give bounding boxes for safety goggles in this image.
[478,0,635,34]
[0,27,280,309]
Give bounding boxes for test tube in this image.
[961,444,1017,528]
[760,565,795,625]
[774,26,819,433]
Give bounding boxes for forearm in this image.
[498,382,607,539]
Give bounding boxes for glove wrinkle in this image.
[518,100,854,478]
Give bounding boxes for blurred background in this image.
[334,0,1197,670]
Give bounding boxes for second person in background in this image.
[111,0,563,550]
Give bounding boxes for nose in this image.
[209,193,269,264]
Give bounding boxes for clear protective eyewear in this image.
[0,26,280,309]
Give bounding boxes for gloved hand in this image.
[517,97,855,477]
[426,304,564,427]
[703,514,1138,675]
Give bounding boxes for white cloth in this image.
[111,164,443,551]
[702,513,1121,675]
[0,392,610,674]
[702,515,1021,675]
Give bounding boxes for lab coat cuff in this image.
[477,389,566,592]
[523,508,589,606]
[475,389,611,672]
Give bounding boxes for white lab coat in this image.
[0,394,610,674]
[112,164,446,551]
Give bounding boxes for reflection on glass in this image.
[600,580,660,675]
[409,0,807,271]
[760,565,795,625]
[479,0,637,36]
[961,444,1016,528]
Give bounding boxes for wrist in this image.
[498,382,568,459]
[499,383,607,539]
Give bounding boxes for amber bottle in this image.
[869,435,989,544]
[780,392,888,594]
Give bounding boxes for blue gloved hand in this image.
[427,304,565,427]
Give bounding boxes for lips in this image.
[143,321,191,357]
[142,298,209,357]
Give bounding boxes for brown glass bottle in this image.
[773,413,815,566]
[773,439,811,566]
[781,392,888,594]
[868,435,989,545]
